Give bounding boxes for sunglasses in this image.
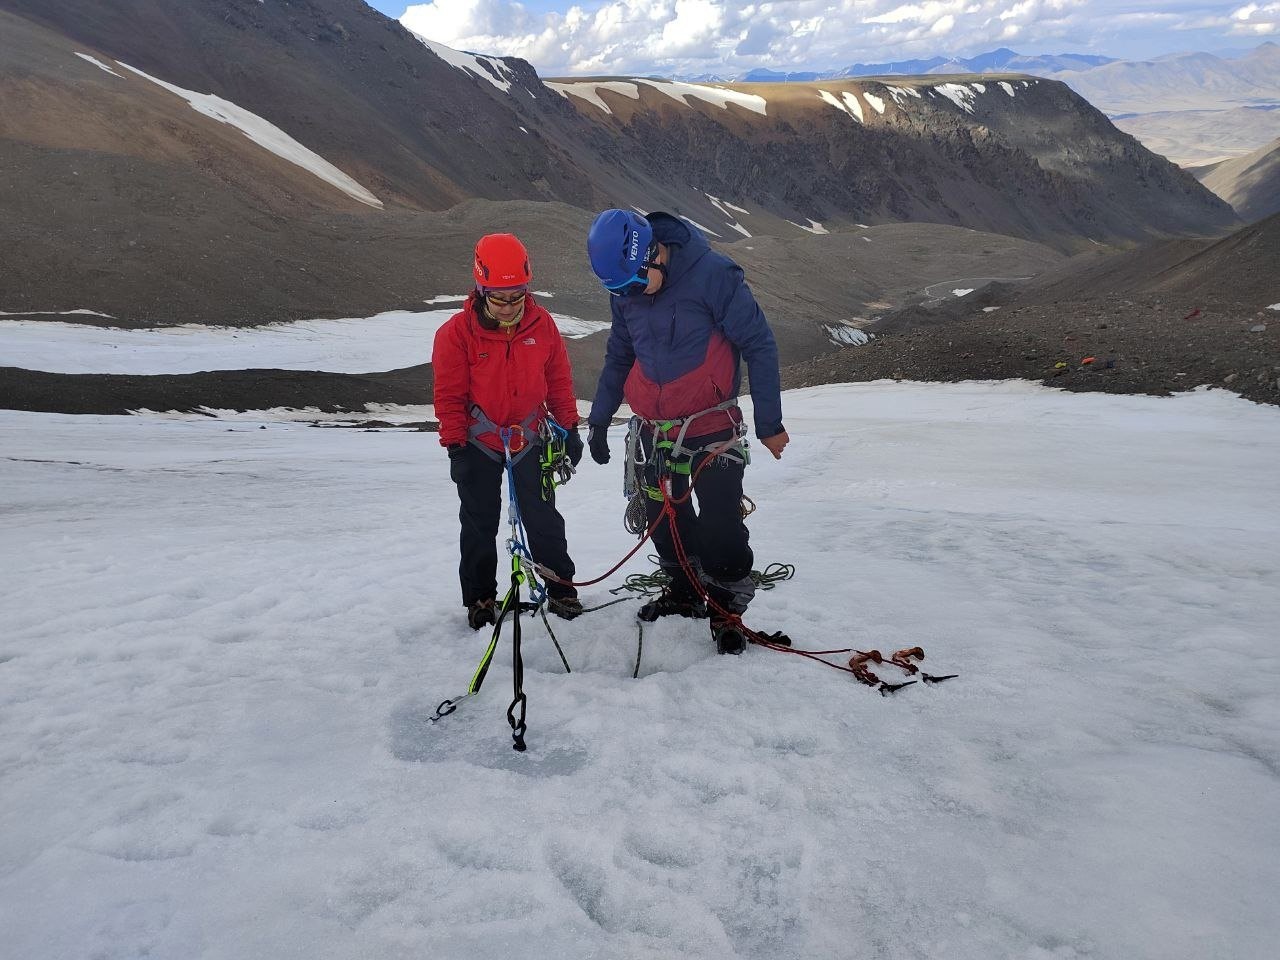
[604,240,659,297]
[484,290,527,308]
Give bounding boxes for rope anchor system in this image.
[431,407,959,752]
[432,419,573,752]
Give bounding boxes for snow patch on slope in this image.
[640,79,768,115]
[75,53,122,77]
[934,83,978,114]
[886,85,923,106]
[115,61,382,209]
[414,37,520,93]
[707,195,752,237]
[826,325,872,346]
[788,219,828,235]
[544,81,640,114]
[0,309,116,318]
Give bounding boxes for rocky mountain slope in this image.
[711,43,1280,166]
[786,213,1280,407]
[1195,138,1280,222]
[0,1,1263,416]
[0,0,1238,331]
[543,74,1235,249]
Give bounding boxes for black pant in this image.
[451,443,577,606]
[643,431,753,610]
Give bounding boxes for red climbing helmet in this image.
[473,233,532,289]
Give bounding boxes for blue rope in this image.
[499,427,547,606]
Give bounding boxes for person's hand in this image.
[588,423,610,465]
[447,444,468,483]
[565,428,584,467]
[760,431,789,460]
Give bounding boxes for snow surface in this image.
[0,308,115,318]
[679,215,723,238]
[1268,303,1280,310]
[934,83,978,114]
[547,79,766,116]
[720,198,749,216]
[824,325,871,346]
[886,85,923,106]
[414,37,520,94]
[952,288,975,297]
[115,61,382,209]
[999,81,1017,97]
[0,308,611,375]
[787,219,828,235]
[818,89,861,123]
[129,403,435,424]
[545,80,641,114]
[862,92,886,115]
[707,196,752,238]
[74,52,122,78]
[641,79,767,115]
[2,381,1278,958]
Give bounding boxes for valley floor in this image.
[789,298,1280,406]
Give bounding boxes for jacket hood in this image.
[647,212,709,286]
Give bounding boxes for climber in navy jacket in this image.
[584,208,790,655]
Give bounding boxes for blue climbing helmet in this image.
[587,209,656,295]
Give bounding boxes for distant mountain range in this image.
[704,49,1117,83]
[683,46,1278,108]
[688,44,1280,169]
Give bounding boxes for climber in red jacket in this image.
[432,234,584,630]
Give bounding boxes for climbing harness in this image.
[623,403,750,536]
[466,403,539,464]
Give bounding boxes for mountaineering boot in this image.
[466,598,497,631]
[711,617,747,656]
[547,596,584,621]
[637,587,707,623]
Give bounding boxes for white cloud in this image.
[1228,1,1280,33]
[399,1,1273,77]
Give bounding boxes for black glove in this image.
[565,427,584,467]
[587,423,610,465]
[447,444,468,484]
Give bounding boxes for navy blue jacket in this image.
[588,212,785,440]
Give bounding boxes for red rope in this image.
[540,445,867,680]
[657,484,863,676]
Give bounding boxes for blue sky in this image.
[366,2,1278,77]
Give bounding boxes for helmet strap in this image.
[482,299,524,329]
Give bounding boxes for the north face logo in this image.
[522,338,536,345]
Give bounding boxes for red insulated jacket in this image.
[432,292,579,452]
